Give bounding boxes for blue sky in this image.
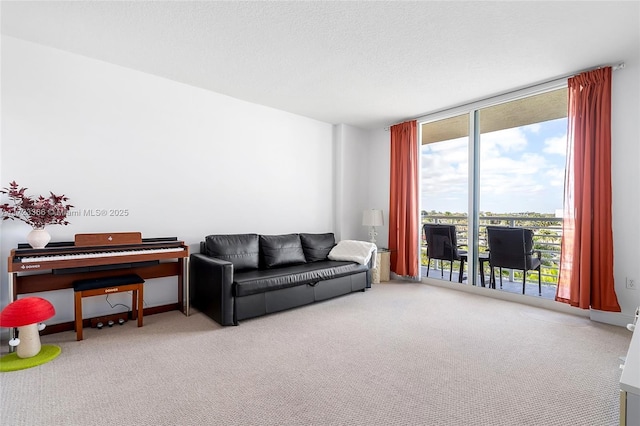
[421,118,567,214]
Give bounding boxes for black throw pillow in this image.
[259,234,306,268]
[300,233,336,262]
[205,234,260,271]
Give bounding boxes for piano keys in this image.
[11,241,187,272]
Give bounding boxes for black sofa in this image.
[190,233,372,325]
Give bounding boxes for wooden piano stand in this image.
[73,276,144,341]
[7,234,189,350]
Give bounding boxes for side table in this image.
[373,249,391,283]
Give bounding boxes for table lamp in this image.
[362,209,384,245]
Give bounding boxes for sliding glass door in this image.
[420,114,469,282]
[420,86,567,298]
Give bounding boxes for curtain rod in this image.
[384,61,626,131]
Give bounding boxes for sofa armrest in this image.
[190,253,237,326]
[366,255,374,288]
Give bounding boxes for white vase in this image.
[27,227,51,249]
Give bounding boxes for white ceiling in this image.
[1,1,639,130]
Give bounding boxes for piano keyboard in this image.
[20,247,186,263]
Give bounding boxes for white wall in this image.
[334,125,390,251]
[0,36,336,325]
[367,128,391,249]
[597,55,640,326]
[333,123,371,242]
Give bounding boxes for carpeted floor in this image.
[0,282,631,425]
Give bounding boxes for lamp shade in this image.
[362,209,384,227]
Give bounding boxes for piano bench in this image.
[73,274,145,341]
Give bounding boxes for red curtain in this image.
[556,67,620,312]
[389,120,419,277]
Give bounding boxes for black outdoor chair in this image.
[486,226,542,295]
[423,224,467,283]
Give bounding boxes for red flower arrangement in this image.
[0,181,73,228]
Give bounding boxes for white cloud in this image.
[421,124,565,213]
[543,134,567,155]
[545,167,565,187]
[481,127,528,152]
[523,123,541,134]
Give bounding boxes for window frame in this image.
[418,78,568,284]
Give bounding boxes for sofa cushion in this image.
[233,260,368,297]
[205,234,259,271]
[73,274,144,292]
[259,234,306,268]
[300,233,335,262]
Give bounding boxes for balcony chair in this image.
[486,226,542,295]
[423,224,467,283]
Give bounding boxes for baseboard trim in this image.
[590,309,634,327]
[40,303,179,335]
[421,277,591,319]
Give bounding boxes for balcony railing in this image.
[421,214,562,288]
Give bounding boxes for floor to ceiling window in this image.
[420,85,568,299]
[420,114,469,281]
